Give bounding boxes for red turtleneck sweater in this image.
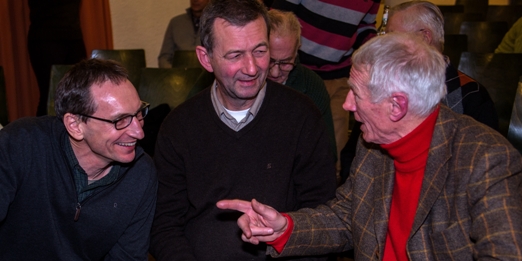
[381,106,439,261]
[269,107,440,258]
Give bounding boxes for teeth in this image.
[118,142,136,147]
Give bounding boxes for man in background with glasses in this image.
[267,9,337,163]
[0,58,157,260]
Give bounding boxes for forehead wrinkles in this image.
[213,17,267,52]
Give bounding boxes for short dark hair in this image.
[54,58,129,120]
[199,0,269,56]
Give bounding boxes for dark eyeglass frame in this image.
[79,101,150,130]
[269,58,296,72]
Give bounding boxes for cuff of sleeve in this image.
[266,213,294,253]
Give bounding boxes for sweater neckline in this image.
[381,106,439,172]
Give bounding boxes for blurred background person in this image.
[271,0,381,180]
[340,0,499,184]
[158,0,209,68]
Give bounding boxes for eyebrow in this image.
[270,56,294,61]
[108,104,143,120]
[224,42,268,57]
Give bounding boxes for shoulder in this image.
[266,80,314,105]
[437,106,511,153]
[133,150,158,182]
[264,80,322,119]
[161,88,212,128]
[1,116,63,140]
[169,13,191,25]
[288,64,325,87]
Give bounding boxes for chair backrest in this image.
[171,50,201,69]
[487,5,522,29]
[438,5,464,14]
[443,34,468,68]
[459,21,509,53]
[91,49,146,89]
[138,67,203,110]
[47,65,74,116]
[455,0,488,16]
[507,76,522,152]
[0,66,8,126]
[443,12,485,35]
[458,52,522,136]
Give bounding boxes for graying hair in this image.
[351,32,447,117]
[389,1,445,52]
[267,9,301,47]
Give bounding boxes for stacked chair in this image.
[47,65,74,116]
[137,51,205,156]
[91,49,146,89]
[458,53,522,137]
[459,21,509,53]
[171,50,202,69]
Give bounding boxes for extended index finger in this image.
[216,199,253,213]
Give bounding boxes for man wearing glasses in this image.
[267,9,336,162]
[0,58,157,260]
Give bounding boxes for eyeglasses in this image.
[79,101,150,130]
[269,59,296,72]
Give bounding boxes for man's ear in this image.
[63,113,84,141]
[419,28,433,46]
[389,92,408,122]
[196,46,214,73]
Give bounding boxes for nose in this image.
[127,116,145,140]
[268,64,281,78]
[343,90,356,112]
[242,54,258,76]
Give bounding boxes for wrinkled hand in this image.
[216,199,288,245]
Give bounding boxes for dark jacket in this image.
[0,116,157,260]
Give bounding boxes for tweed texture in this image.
[270,105,522,260]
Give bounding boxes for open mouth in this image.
[117,141,136,147]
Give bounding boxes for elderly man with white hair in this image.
[218,32,522,261]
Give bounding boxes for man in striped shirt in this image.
[271,0,381,181]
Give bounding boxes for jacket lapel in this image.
[372,147,396,256]
[409,106,454,237]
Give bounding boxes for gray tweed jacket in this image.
[269,105,522,260]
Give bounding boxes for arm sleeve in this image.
[292,110,337,209]
[0,128,18,222]
[266,213,294,253]
[268,180,355,257]
[105,168,158,261]
[468,143,522,259]
[158,19,176,68]
[307,71,337,162]
[351,1,380,51]
[149,119,197,261]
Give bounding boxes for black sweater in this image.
[0,116,157,260]
[150,81,337,260]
